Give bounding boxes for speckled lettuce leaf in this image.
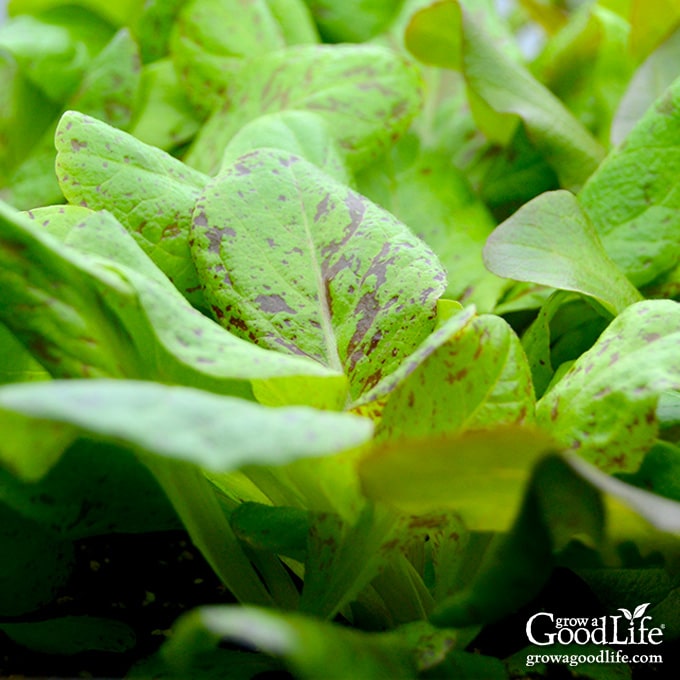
[3,29,141,210]
[356,136,506,312]
[376,312,534,440]
[186,44,423,174]
[404,1,605,190]
[580,75,680,287]
[483,190,643,315]
[170,0,318,115]
[55,110,206,305]
[0,379,372,482]
[223,110,350,184]
[536,300,680,473]
[0,201,349,409]
[191,149,446,399]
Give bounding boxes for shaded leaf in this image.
[0,439,180,538]
[405,0,605,189]
[161,605,419,679]
[0,503,74,616]
[0,616,136,655]
[483,190,642,315]
[431,454,604,627]
[191,149,446,398]
[186,44,423,174]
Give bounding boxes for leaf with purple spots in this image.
[185,44,423,174]
[191,149,447,399]
[537,300,680,472]
[55,111,208,306]
[376,312,535,441]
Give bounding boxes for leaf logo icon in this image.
[633,603,650,619]
[618,608,633,620]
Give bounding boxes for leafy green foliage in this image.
[1,1,680,678]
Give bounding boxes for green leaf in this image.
[4,29,142,210]
[533,6,634,144]
[0,11,113,102]
[8,0,143,27]
[0,378,373,480]
[0,201,351,408]
[132,0,187,63]
[302,0,403,42]
[359,425,559,531]
[223,110,350,184]
[612,27,680,145]
[0,439,180,538]
[537,300,680,472]
[580,75,680,286]
[356,136,507,312]
[0,503,74,616]
[483,190,643,315]
[0,50,59,186]
[0,616,136,655]
[191,148,446,398]
[230,502,310,560]
[170,0,318,115]
[405,1,605,189]
[186,44,423,174]
[129,58,201,151]
[431,454,604,627]
[567,453,680,534]
[376,313,535,440]
[160,605,420,679]
[55,110,207,304]
[629,0,680,60]
[0,321,49,384]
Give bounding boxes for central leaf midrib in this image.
[295,178,343,375]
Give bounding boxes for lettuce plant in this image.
[1,0,680,678]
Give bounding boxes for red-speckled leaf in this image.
[56,111,208,306]
[185,44,423,175]
[377,312,535,441]
[537,300,680,473]
[191,149,447,399]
